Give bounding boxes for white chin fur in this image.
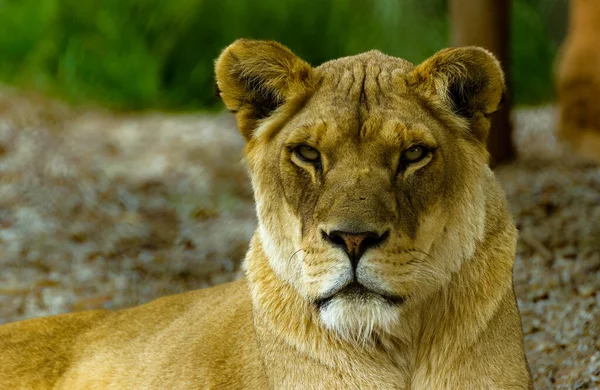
[319,296,400,344]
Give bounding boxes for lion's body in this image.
[0,41,532,389]
[557,0,600,162]
[0,281,269,389]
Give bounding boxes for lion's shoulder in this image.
[0,279,261,389]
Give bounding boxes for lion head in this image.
[215,40,505,341]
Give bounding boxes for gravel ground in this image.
[498,108,600,389]
[0,90,598,389]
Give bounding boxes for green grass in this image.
[0,0,561,110]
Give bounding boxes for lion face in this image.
[216,40,505,340]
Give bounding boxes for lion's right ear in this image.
[409,47,505,143]
[215,39,314,140]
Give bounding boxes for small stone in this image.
[578,284,597,298]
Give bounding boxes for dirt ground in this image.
[0,89,598,389]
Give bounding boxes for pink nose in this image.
[322,230,389,269]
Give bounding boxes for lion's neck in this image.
[244,215,515,380]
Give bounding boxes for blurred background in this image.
[0,0,565,110]
[0,0,599,388]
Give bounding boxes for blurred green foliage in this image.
[0,0,561,110]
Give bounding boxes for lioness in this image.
[557,0,600,162]
[0,40,532,389]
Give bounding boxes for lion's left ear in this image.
[215,39,315,140]
[409,47,506,142]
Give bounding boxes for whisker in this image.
[403,248,469,289]
[404,257,425,266]
[410,247,435,261]
[415,260,468,290]
[288,248,305,263]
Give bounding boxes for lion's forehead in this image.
[293,52,436,144]
[316,50,415,77]
[289,104,438,154]
[279,52,444,165]
[289,117,435,150]
[314,51,415,103]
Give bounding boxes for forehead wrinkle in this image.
[359,117,381,140]
[314,120,328,144]
[377,68,393,96]
[337,69,355,98]
[344,63,365,104]
[364,63,383,109]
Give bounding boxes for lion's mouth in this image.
[314,281,406,309]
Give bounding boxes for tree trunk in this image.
[450,0,514,166]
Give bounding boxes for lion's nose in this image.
[322,229,389,269]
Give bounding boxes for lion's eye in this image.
[402,145,428,163]
[294,145,320,163]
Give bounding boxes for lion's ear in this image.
[215,39,314,140]
[410,47,505,142]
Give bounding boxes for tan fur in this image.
[0,40,532,389]
[557,0,600,162]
